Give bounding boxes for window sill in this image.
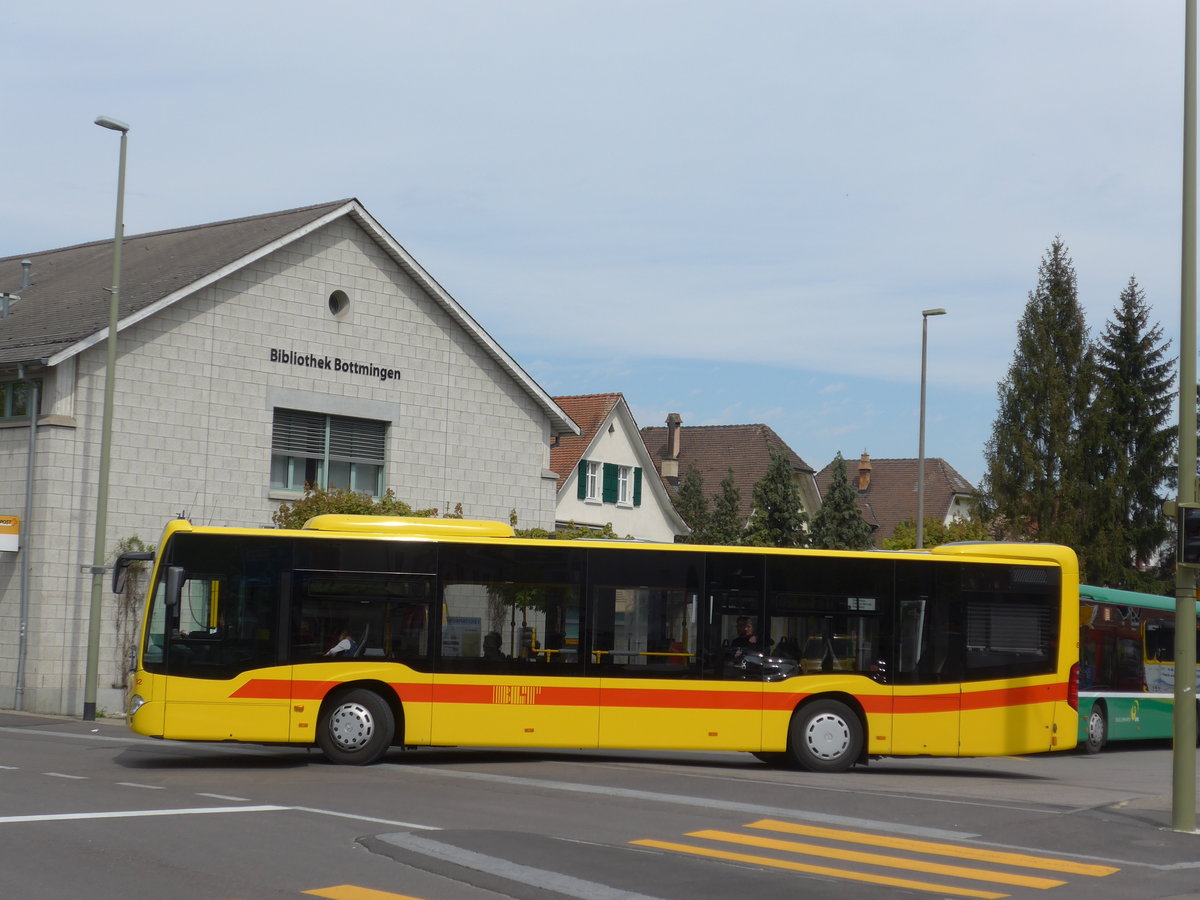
[0,415,76,429]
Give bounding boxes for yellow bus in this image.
[119,516,1081,770]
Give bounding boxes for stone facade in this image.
[0,203,572,715]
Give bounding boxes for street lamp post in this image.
[83,115,129,722]
[916,307,947,550]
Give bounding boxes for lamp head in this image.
[94,116,130,133]
[922,308,947,318]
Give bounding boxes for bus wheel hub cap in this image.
[330,703,374,751]
[806,713,850,759]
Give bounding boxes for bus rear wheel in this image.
[318,688,394,765]
[1084,705,1107,754]
[788,699,862,773]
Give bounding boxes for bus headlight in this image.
[128,694,146,716]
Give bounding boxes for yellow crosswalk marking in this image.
[630,839,1010,899]
[303,887,426,900]
[747,819,1120,877]
[687,829,1064,889]
[632,818,1122,897]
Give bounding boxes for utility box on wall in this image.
[0,515,19,552]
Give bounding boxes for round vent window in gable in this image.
[328,290,350,317]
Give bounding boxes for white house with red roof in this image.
[550,394,689,542]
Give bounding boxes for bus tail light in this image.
[1067,663,1079,710]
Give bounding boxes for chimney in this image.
[21,259,32,291]
[857,451,872,492]
[662,413,682,479]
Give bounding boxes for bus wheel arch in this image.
[316,682,401,765]
[1084,701,1107,754]
[786,694,866,773]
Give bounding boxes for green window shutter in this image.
[602,463,619,503]
[633,467,643,506]
[578,460,588,499]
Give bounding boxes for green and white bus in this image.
[1078,584,1200,753]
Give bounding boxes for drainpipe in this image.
[14,362,41,710]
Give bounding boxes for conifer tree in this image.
[810,452,873,550]
[981,237,1094,546]
[1087,276,1175,582]
[745,447,809,547]
[708,468,744,545]
[673,464,710,543]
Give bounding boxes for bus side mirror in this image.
[112,550,155,594]
[164,566,185,608]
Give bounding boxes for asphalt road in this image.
[2,710,1199,900]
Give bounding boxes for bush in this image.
[271,486,437,530]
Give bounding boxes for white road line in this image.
[196,793,250,801]
[43,772,86,780]
[116,782,164,790]
[292,807,441,831]
[0,806,287,824]
[405,767,974,841]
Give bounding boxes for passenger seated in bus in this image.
[482,631,505,660]
[730,617,762,660]
[668,638,687,664]
[325,630,357,657]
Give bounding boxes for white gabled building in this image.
[550,394,688,543]
[0,199,578,716]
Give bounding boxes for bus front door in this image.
[160,571,291,743]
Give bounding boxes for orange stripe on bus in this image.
[228,678,1066,716]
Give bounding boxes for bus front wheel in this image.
[788,699,862,773]
[1084,705,1107,754]
[318,688,395,765]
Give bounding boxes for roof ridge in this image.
[553,392,624,401]
[1,198,354,262]
[640,422,771,431]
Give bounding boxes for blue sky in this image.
[2,1,1190,486]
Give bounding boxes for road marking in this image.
[43,772,86,779]
[631,839,1008,899]
[687,829,1065,889]
[292,807,440,831]
[0,805,286,824]
[407,766,974,840]
[749,819,1120,876]
[196,792,251,801]
[115,782,164,790]
[304,887,427,900]
[633,819,1121,897]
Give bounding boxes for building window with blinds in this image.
[270,409,387,497]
